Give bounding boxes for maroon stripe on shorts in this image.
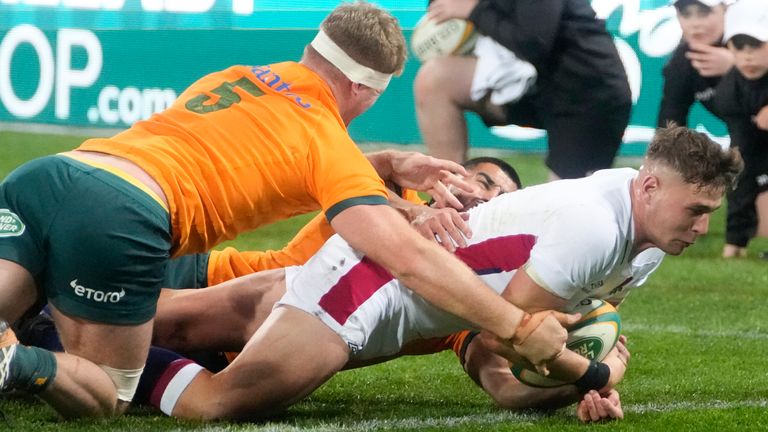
[317,234,535,325]
[318,256,394,325]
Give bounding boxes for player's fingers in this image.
[608,389,622,408]
[583,391,600,421]
[431,181,464,210]
[616,342,630,365]
[426,5,449,23]
[593,394,609,419]
[577,402,589,423]
[551,311,581,326]
[616,339,629,355]
[441,170,474,193]
[450,211,471,243]
[433,159,468,177]
[433,223,456,252]
[601,399,624,419]
[416,224,449,250]
[444,224,466,249]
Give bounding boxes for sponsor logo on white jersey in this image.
[69,279,125,303]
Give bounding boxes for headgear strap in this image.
[310,29,392,91]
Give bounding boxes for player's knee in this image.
[414,59,453,101]
[100,365,143,405]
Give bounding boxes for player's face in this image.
[452,162,518,210]
[348,84,383,120]
[677,4,725,45]
[645,174,723,255]
[727,40,768,80]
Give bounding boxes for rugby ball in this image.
[410,15,478,62]
[510,298,621,387]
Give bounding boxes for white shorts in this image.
[278,235,413,361]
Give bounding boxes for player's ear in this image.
[638,174,660,204]
[350,82,364,96]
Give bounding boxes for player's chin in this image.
[663,241,692,256]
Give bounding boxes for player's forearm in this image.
[539,347,590,382]
[331,204,524,339]
[392,236,525,339]
[364,150,398,181]
[465,340,580,410]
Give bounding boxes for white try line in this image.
[623,323,768,340]
[167,399,768,431]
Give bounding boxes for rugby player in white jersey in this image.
[138,125,741,422]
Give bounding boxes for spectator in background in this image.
[415,0,632,181]
[657,0,733,128]
[714,0,768,259]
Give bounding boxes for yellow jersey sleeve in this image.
[207,186,425,285]
[207,212,333,286]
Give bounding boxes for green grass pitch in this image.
[1,130,767,431]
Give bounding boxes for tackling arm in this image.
[330,204,572,368]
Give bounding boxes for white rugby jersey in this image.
[281,168,665,360]
[463,167,664,306]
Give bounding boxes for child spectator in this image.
[714,0,768,258]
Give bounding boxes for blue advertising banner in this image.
[0,0,728,154]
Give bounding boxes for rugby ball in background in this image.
[410,15,479,62]
[510,298,621,388]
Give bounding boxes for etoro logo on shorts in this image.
[69,279,126,303]
[0,209,25,237]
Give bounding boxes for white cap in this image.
[724,0,768,42]
[671,0,724,6]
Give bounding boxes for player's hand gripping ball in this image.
[510,298,621,387]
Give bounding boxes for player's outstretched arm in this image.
[330,203,569,368]
[496,268,628,387]
[460,334,629,415]
[365,150,472,210]
[461,333,582,410]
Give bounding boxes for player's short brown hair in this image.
[321,1,407,75]
[647,124,743,191]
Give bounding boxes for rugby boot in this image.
[0,320,19,392]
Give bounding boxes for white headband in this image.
[310,29,392,91]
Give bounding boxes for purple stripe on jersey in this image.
[317,234,535,326]
[318,256,394,325]
[454,234,536,275]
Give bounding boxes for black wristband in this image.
[573,360,610,394]
[459,331,480,368]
